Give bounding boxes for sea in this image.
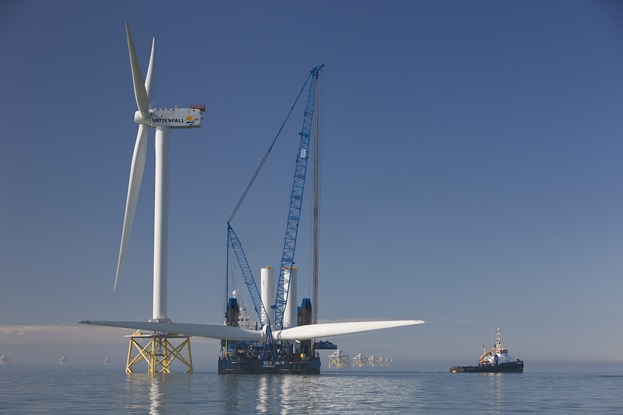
[1,365,622,414]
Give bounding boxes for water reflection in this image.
[482,373,504,415]
[256,374,321,415]
[256,375,270,413]
[125,373,192,415]
[221,373,245,413]
[149,376,163,415]
[281,375,320,415]
[280,375,298,415]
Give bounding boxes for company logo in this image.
[185,116,197,126]
[152,118,184,124]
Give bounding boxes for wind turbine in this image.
[81,24,423,372]
[114,22,204,323]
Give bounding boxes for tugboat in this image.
[450,328,524,373]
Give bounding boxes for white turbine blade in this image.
[114,125,148,291]
[125,22,150,119]
[80,320,263,341]
[145,38,155,100]
[273,320,424,341]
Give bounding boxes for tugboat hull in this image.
[450,361,524,373]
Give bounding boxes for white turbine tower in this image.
[115,23,204,323]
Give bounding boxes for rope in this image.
[227,71,314,223]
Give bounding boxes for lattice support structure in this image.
[351,353,366,368]
[125,332,193,374]
[328,350,350,369]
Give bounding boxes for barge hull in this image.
[218,357,321,374]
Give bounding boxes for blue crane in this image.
[273,64,323,331]
[225,65,323,359]
[227,223,270,327]
[227,223,278,362]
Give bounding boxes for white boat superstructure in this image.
[479,328,520,366]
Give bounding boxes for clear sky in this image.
[1,0,623,370]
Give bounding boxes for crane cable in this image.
[227,71,314,223]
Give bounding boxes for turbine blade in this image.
[114,125,148,291]
[125,22,150,119]
[273,320,424,341]
[145,38,155,100]
[79,320,263,341]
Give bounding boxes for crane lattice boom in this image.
[273,65,323,331]
[227,223,271,327]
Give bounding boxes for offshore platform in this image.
[81,26,423,374]
[219,65,326,374]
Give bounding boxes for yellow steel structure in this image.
[125,331,193,374]
[328,350,350,369]
[351,353,366,368]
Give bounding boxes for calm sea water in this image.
[1,366,622,414]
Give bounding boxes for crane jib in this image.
[227,223,271,327]
[273,65,323,331]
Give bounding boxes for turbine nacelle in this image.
[133,107,204,128]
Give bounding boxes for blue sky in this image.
[2,0,623,370]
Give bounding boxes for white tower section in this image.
[152,126,170,321]
[283,268,298,329]
[260,266,275,325]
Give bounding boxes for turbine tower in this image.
[113,23,203,373]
